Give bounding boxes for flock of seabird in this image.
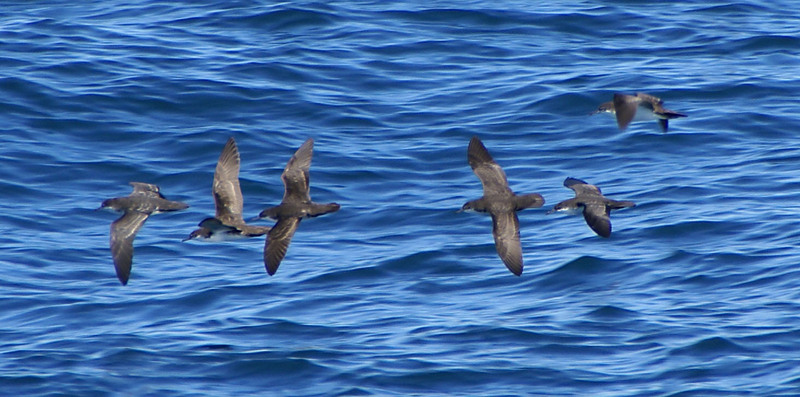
[100,137,339,285]
[100,92,685,284]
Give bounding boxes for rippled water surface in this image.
[2,1,800,395]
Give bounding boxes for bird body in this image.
[257,138,340,276]
[593,92,687,132]
[548,177,634,238]
[462,136,544,276]
[185,137,270,242]
[100,182,188,285]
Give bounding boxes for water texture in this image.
[2,0,800,395]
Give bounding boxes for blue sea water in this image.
[2,0,800,395]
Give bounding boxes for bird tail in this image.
[660,110,687,119]
[608,200,635,210]
[308,202,341,217]
[514,194,545,210]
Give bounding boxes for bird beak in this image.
[546,208,556,215]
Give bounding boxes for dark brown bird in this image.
[99,182,189,285]
[256,138,340,276]
[184,137,270,242]
[547,177,635,238]
[461,136,544,276]
[592,92,687,132]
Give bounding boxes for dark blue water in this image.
[3,1,800,395]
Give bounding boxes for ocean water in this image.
[2,0,800,395]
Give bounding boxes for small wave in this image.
[669,336,749,356]
[586,304,639,320]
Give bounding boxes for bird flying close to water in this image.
[461,136,544,276]
[548,177,634,238]
[184,137,270,242]
[256,138,340,276]
[592,92,687,132]
[99,182,189,285]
